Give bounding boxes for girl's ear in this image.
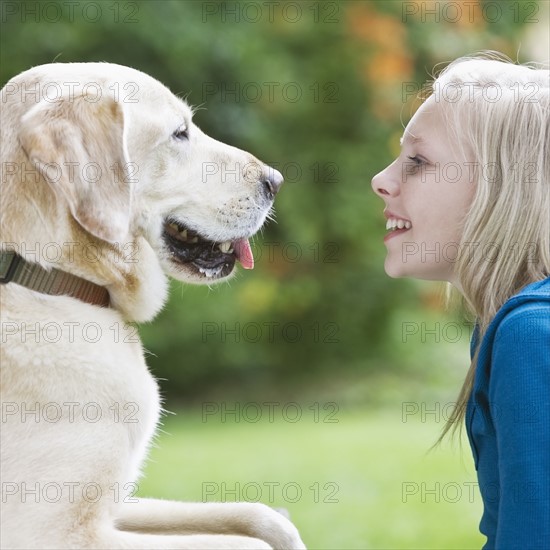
[19,93,132,244]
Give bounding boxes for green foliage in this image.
[0,0,533,400]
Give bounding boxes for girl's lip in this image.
[384,210,411,223]
[383,227,411,242]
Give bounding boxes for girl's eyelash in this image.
[407,155,423,165]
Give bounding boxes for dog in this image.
[0,62,306,549]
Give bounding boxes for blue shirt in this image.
[466,276,550,549]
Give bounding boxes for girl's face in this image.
[371,96,476,286]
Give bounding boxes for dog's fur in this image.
[0,63,305,549]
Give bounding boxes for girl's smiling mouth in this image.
[384,211,412,242]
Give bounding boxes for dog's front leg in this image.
[115,497,307,549]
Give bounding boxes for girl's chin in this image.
[384,257,452,282]
[384,258,408,279]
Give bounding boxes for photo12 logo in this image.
[1,481,139,504]
[200,160,340,185]
[401,2,539,24]
[201,2,340,24]
[201,81,339,104]
[201,321,340,344]
[1,401,140,424]
[202,481,339,504]
[201,401,340,424]
[1,2,140,24]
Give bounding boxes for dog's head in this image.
[2,63,282,318]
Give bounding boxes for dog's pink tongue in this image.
[234,239,254,269]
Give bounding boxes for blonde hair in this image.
[428,52,550,440]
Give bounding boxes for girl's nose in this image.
[371,164,400,198]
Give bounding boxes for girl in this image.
[371,53,549,548]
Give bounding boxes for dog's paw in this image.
[247,503,306,550]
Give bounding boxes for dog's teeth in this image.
[179,229,188,239]
[198,266,221,278]
[189,237,198,243]
[219,241,231,253]
[228,248,234,254]
[169,222,179,231]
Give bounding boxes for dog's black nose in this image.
[263,168,284,198]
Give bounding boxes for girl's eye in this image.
[173,126,189,141]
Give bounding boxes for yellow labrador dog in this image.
[0,63,305,549]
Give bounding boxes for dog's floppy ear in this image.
[19,91,132,244]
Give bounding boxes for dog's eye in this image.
[173,126,189,141]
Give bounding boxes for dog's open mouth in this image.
[162,219,254,279]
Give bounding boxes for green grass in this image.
[138,405,484,549]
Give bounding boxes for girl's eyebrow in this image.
[400,133,424,146]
